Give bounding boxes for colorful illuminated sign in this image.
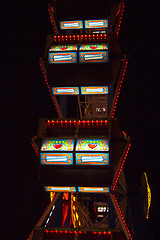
[41,139,74,151]
[84,20,108,29]
[49,45,78,52]
[78,187,109,193]
[40,153,73,165]
[60,21,83,29]
[76,139,109,151]
[45,186,76,192]
[81,86,108,95]
[52,87,79,95]
[49,52,77,64]
[79,51,108,63]
[76,153,109,165]
[79,44,108,50]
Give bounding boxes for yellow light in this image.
[76,212,79,220]
[50,192,56,202]
[144,172,151,219]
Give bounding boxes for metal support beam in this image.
[28,193,60,240]
[109,193,131,240]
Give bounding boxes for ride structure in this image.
[28,1,151,240]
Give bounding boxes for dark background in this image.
[2,0,159,239]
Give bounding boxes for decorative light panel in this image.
[49,45,78,51]
[84,20,108,29]
[41,139,74,151]
[76,153,109,165]
[40,153,73,165]
[76,139,109,151]
[81,86,108,95]
[79,44,108,50]
[48,52,77,64]
[52,87,79,95]
[45,186,76,192]
[79,51,108,63]
[60,21,83,29]
[78,187,109,193]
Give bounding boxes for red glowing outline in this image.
[39,58,62,118]
[110,58,128,118]
[116,2,125,37]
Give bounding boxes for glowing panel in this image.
[49,52,77,64]
[41,139,74,151]
[60,21,83,29]
[85,20,108,28]
[40,153,73,165]
[79,44,108,50]
[78,187,109,193]
[45,186,76,192]
[76,153,109,165]
[49,45,78,51]
[97,207,107,212]
[76,139,109,151]
[52,87,79,95]
[79,51,108,63]
[81,86,108,95]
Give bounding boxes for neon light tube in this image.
[81,86,108,95]
[81,156,103,162]
[85,20,108,29]
[60,21,83,29]
[78,187,109,193]
[45,186,76,192]
[40,153,73,165]
[52,87,79,95]
[76,153,109,165]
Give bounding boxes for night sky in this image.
[2,0,159,239]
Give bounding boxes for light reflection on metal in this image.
[40,153,73,165]
[49,52,77,63]
[71,194,78,228]
[44,206,55,227]
[84,19,108,28]
[50,192,56,202]
[79,51,108,63]
[60,20,83,29]
[45,186,76,192]
[76,139,109,151]
[52,87,79,95]
[144,172,151,219]
[78,187,109,193]
[63,193,69,201]
[76,153,109,165]
[81,86,108,95]
[41,139,74,151]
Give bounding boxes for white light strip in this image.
[50,187,72,191]
[46,156,68,162]
[57,89,75,93]
[83,187,104,191]
[45,206,55,228]
[84,54,103,60]
[86,88,104,93]
[64,23,79,27]
[54,56,72,61]
[81,156,103,162]
[89,22,104,26]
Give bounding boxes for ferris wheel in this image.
[28,1,151,240]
